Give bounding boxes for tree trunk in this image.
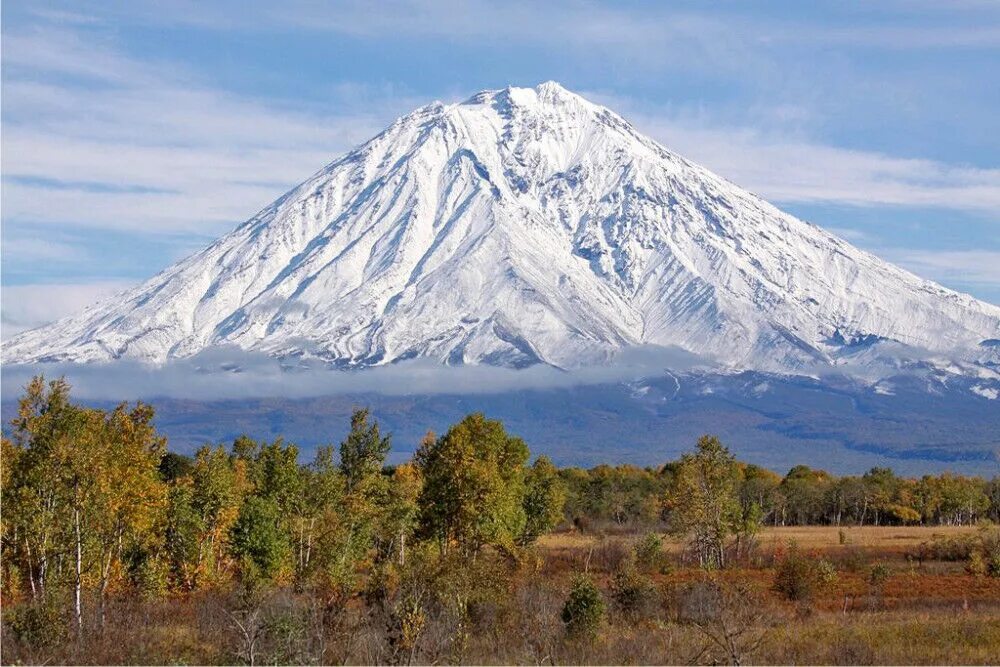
[99,547,114,629]
[24,538,38,599]
[305,518,314,569]
[74,503,83,638]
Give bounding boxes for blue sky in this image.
[2,0,999,336]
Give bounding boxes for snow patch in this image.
[971,385,999,400]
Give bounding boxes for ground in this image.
[4,525,999,664]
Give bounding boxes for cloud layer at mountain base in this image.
[0,345,708,401]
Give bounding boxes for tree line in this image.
[2,375,999,638]
[560,458,1000,531]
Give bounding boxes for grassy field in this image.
[5,524,999,665]
[540,524,982,551]
[526,524,1000,663]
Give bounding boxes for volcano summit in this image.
[6,82,1000,375]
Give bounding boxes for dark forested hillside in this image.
[5,370,994,476]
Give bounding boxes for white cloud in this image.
[4,15,998,242]
[0,236,83,262]
[0,345,709,401]
[1,282,132,339]
[2,27,419,236]
[616,110,1000,211]
[886,250,1000,287]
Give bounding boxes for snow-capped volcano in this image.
[6,82,1000,372]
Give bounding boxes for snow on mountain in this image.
[5,82,1000,374]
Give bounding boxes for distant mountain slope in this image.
[6,82,999,373]
[4,371,994,476]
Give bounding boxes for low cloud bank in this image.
[0,345,712,402]
[3,340,989,404]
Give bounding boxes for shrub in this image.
[587,539,631,573]
[988,553,1000,578]
[911,535,977,562]
[675,579,772,665]
[967,551,988,577]
[130,552,169,600]
[869,562,891,588]
[840,546,869,573]
[773,544,818,602]
[387,593,427,663]
[4,601,66,649]
[981,530,1000,578]
[561,576,605,639]
[828,635,876,665]
[634,532,666,573]
[261,598,311,665]
[609,564,657,620]
[816,559,838,586]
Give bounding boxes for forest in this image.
[2,376,1000,665]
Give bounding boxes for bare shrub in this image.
[773,544,820,602]
[3,599,67,655]
[828,635,877,665]
[910,534,977,563]
[585,538,631,573]
[839,545,870,573]
[676,579,774,665]
[609,563,658,621]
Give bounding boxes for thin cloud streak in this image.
[616,108,1000,212]
[2,28,417,235]
[1,281,133,339]
[888,250,1000,287]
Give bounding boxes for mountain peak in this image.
[460,81,592,113]
[6,85,1000,374]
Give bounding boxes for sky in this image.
[2,0,999,338]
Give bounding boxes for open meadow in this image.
[5,523,1000,665]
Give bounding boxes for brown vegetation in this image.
[2,376,999,665]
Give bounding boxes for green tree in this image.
[664,435,744,569]
[380,462,422,566]
[294,445,345,584]
[4,377,82,603]
[779,465,832,525]
[189,445,244,584]
[862,467,900,526]
[253,438,302,508]
[307,411,394,592]
[158,452,193,482]
[415,414,530,556]
[738,464,781,525]
[88,402,166,626]
[164,480,202,590]
[229,496,289,583]
[339,408,391,493]
[519,455,567,545]
[3,376,168,634]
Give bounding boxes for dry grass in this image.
[5,525,998,665]
[540,524,981,553]
[758,524,980,551]
[764,611,1000,665]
